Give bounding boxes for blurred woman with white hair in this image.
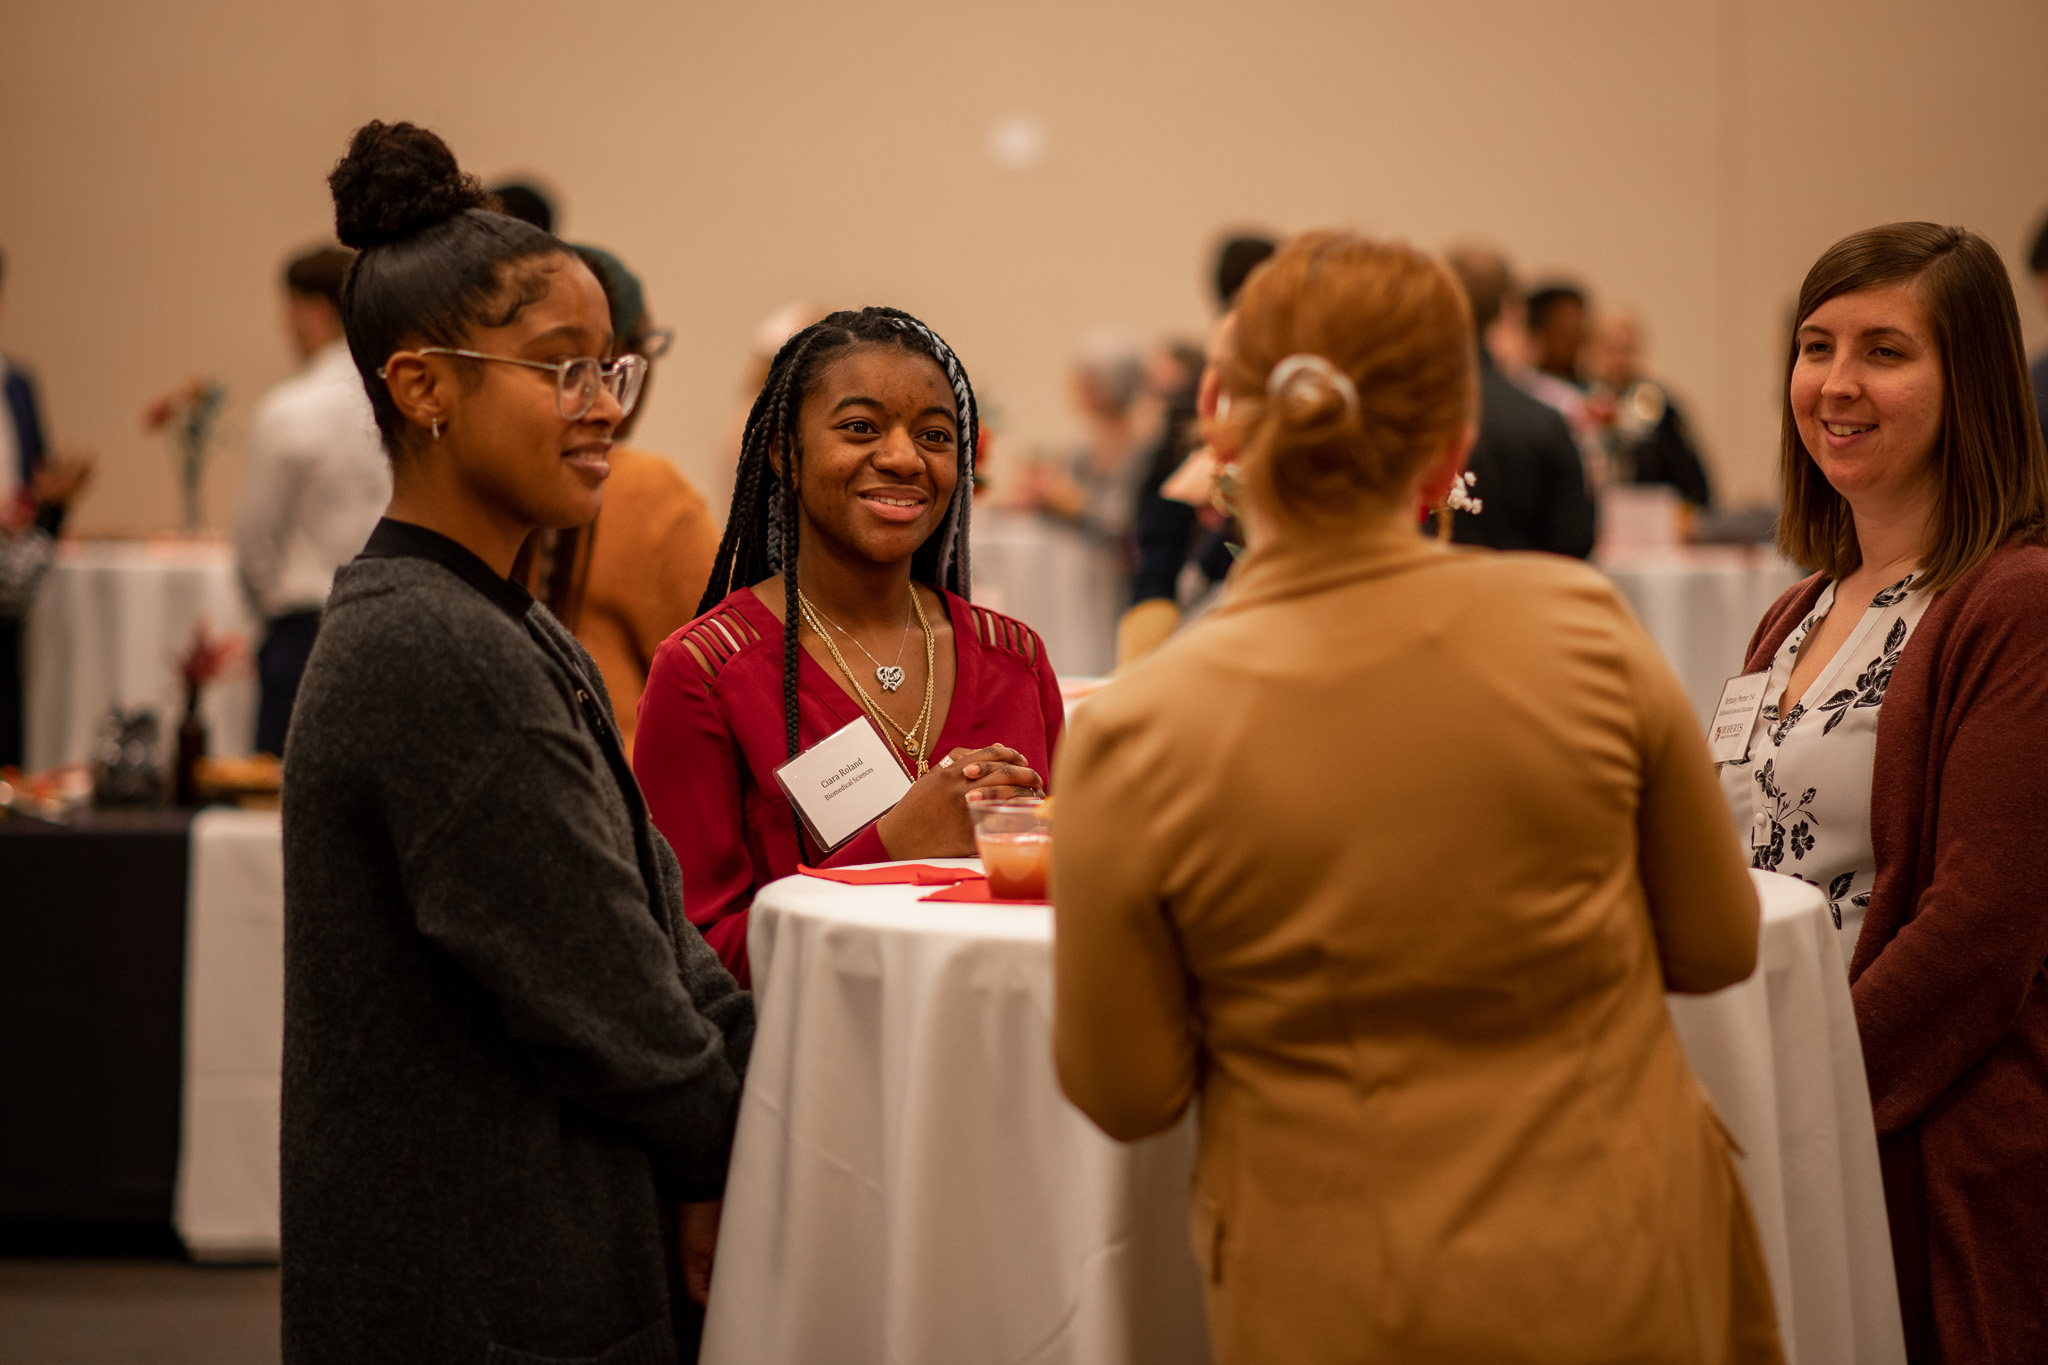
[1010,327,1161,548]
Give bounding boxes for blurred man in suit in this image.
[1,247,48,519]
[1438,247,1595,557]
[1,247,94,768]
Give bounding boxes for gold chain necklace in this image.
[802,593,914,692]
[795,584,938,777]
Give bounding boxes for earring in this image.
[431,418,442,441]
[1212,460,1243,517]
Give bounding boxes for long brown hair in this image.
[1779,222,2048,591]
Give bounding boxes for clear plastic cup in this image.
[969,798,1052,902]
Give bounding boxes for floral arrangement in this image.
[144,376,225,534]
[177,619,245,704]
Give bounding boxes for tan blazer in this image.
[1052,525,1783,1365]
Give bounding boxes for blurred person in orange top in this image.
[512,245,719,757]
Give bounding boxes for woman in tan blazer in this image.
[1051,232,1782,1364]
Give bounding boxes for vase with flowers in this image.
[144,376,226,535]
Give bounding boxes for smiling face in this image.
[790,345,959,566]
[434,253,621,531]
[1790,279,1945,517]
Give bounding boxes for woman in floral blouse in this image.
[1731,222,2048,1364]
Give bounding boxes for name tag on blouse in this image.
[1709,671,1771,764]
[773,717,914,852]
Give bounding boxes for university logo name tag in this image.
[1709,671,1771,765]
[773,718,914,852]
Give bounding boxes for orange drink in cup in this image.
[969,799,1052,901]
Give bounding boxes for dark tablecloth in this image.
[0,808,192,1226]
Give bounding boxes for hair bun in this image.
[329,121,491,251]
[1266,353,1361,429]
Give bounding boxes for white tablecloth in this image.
[702,862,1212,1365]
[971,509,1123,678]
[1600,547,1805,727]
[1668,872,1904,1365]
[23,539,258,772]
[707,867,1899,1365]
[174,807,284,1261]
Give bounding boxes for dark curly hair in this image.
[328,120,565,456]
[699,307,978,846]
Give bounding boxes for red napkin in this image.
[919,878,1048,905]
[798,863,983,887]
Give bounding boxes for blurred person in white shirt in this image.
[234,245,390,755]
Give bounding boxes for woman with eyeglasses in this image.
[280,121,751,1365]
[510,244,721,760]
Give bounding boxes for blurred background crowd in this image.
[3,0,2045,785]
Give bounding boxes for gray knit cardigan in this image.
[280,534,752,1365]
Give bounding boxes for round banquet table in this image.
[970,508,1123,679]
[705,866,1902,1365]
[701,858,1212,1365]
[1667,872,1906,1365]
[1599,546,1806,727]
[174,806,285,1261]
[22,538,258,772]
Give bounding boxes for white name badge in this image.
[1708,671,1771,765]
[773,717,913,853]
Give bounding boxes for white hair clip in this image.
[1266,353,1360,416]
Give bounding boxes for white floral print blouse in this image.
[1719,572,1928,947]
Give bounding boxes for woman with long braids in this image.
[633,308,1062,982]
[283,122,750,1363]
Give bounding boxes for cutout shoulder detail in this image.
[968,604,1040,667]
[677,607,762,683]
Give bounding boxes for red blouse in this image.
[633,586,1065,984]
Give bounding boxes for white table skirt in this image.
[1600,547,1805,727]
[23,538,258,772]
[1668,872,1905,1365]
[970,509,1124,678]
[702,861,1212,1365]
[160,820,1899,1360]
[174,807,284,1261]
[706,867,1900,1365]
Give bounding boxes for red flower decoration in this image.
[178,621,246,690]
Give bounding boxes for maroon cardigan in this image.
[1744,540,2048,1363]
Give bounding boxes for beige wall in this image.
[3,0,2044,533]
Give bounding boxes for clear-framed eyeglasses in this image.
[377,348,648,421]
